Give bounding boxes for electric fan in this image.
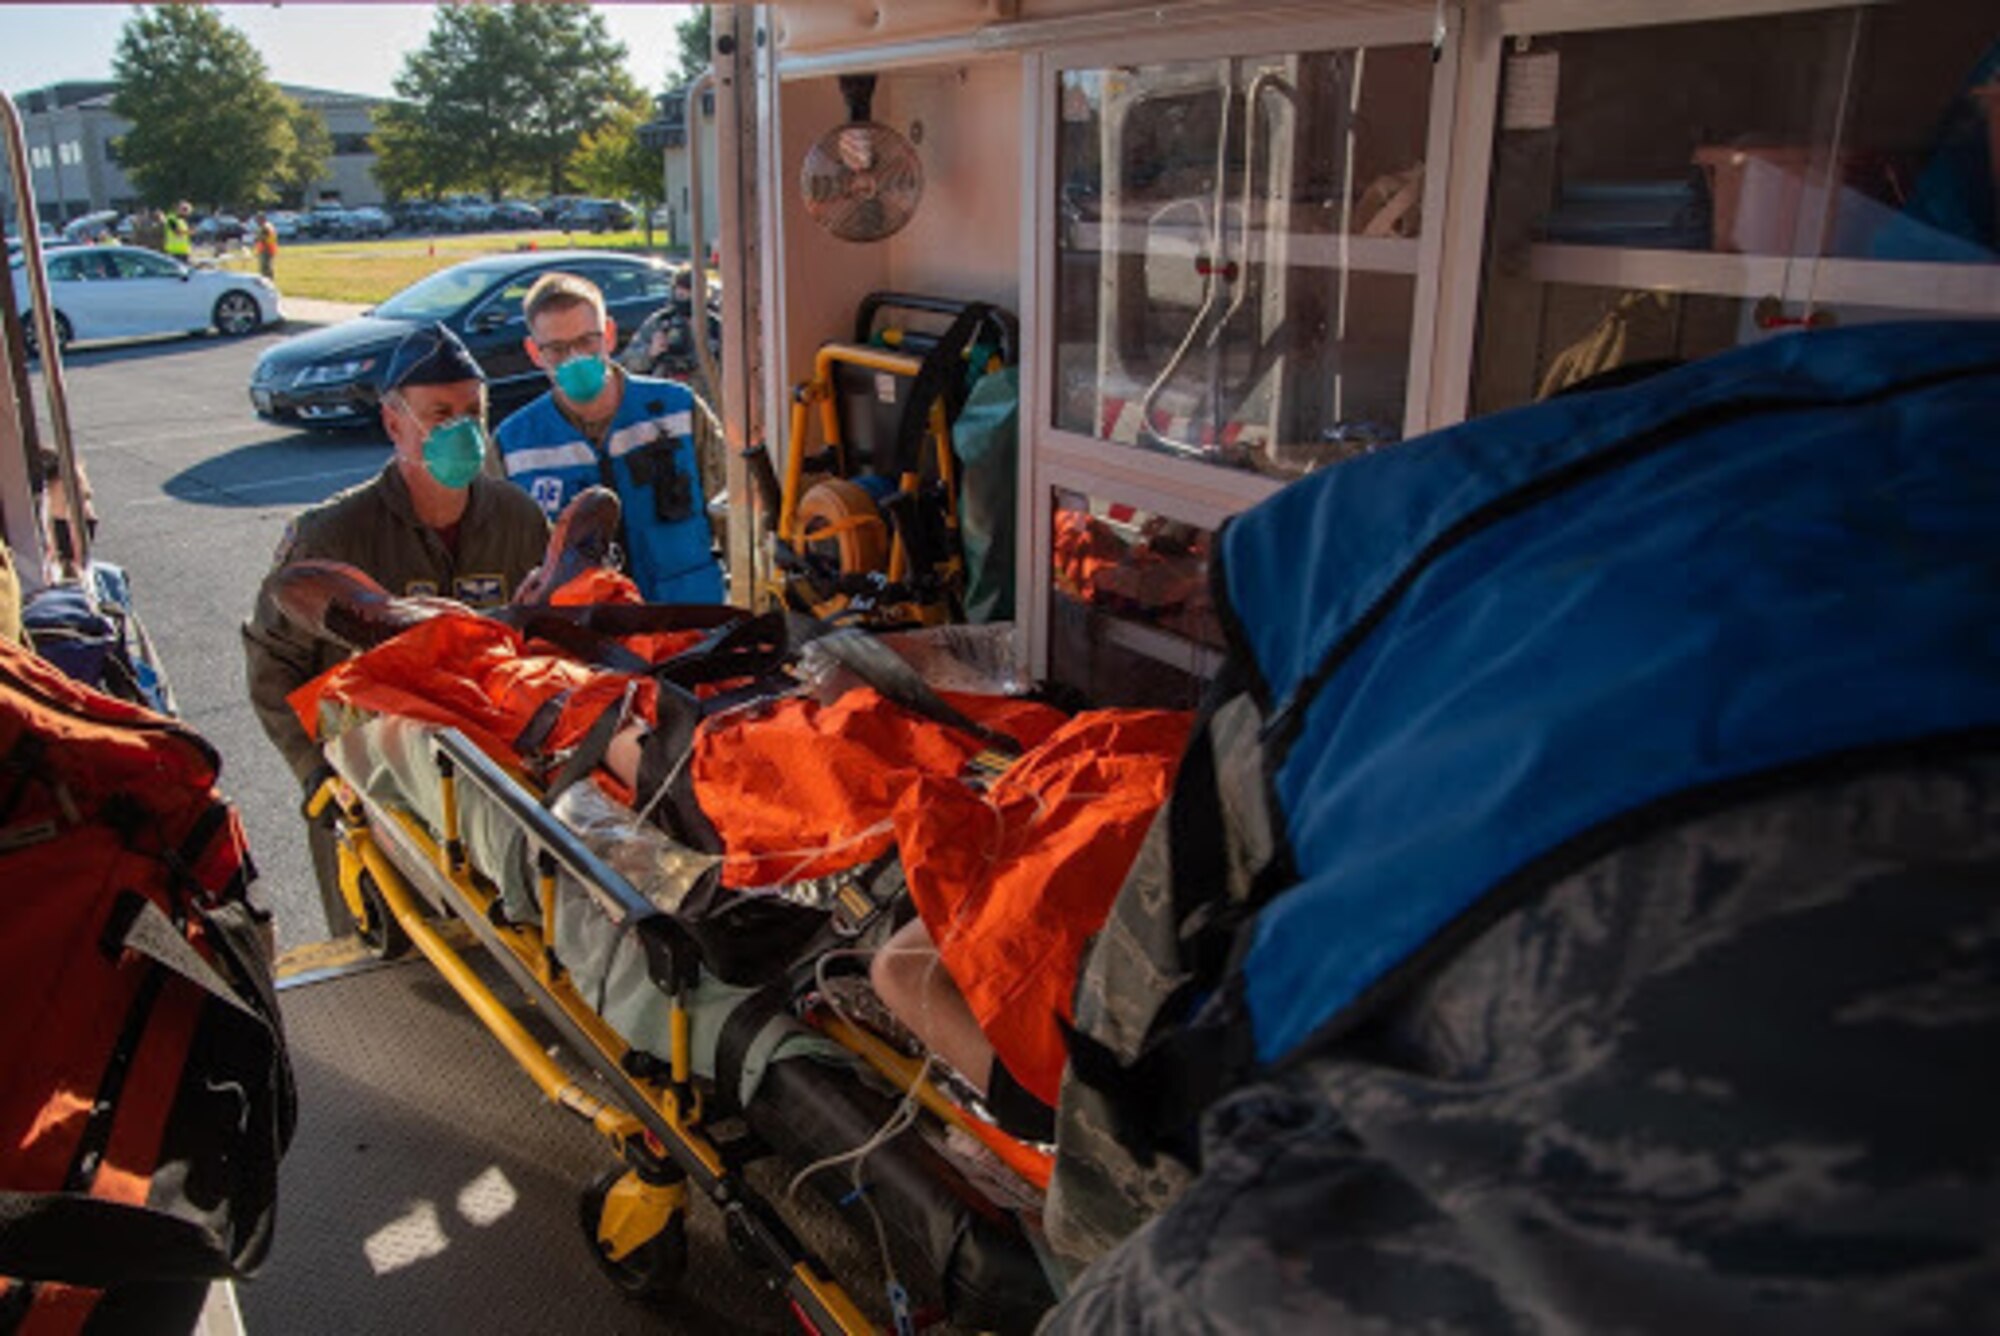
[800,74,924,243]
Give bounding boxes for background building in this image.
[642,82,718,251]
[2,80,387,226]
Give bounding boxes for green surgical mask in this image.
[421,416,486,489]
[553,353,608,402]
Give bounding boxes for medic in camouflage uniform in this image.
[242,322,548,933]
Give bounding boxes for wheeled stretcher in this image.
[310,710,1059,1334]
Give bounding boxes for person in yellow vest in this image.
[253,212,278,280]
[161,201,192,261]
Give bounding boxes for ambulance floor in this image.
[244,946,895,1336]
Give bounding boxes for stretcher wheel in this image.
[579,1167,688,1300]
[353,868,411,961]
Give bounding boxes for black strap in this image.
[493,603,751,675]
[984,1059,1055,1143]
[650,611,794,690]
[491,601,745,639]
[713,986,792,1114]
[512,688,574,760]
[0,1193,235,1289]
[541,692,633,806]
[509,616,650,675]
[889,302,995,479]
[0,732,46,827]
[632,684,725,851]
[164,801,232,899]
[585,431,637,575]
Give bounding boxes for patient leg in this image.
[870,917,1057,1141]
[871,916,995,1093]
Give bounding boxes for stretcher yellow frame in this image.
[308,737,875,1334]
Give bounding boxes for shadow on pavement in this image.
[163,432,388,507]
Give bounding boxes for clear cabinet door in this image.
[1471,0,2000,416]
[1054,42,1435,480]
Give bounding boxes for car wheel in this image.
[213,291,262,337]
[19,311,73,359]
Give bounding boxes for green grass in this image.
[216,228,684,306]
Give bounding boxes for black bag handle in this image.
[853,292,1018,366]
[888,301,998,480]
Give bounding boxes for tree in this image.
[376,2,642,202]
[675,6,712,84]
[574,97,665,244]
[110,5,292,210]
[510,3,645,198]
[272,99,331,208]
[371,100,460,202]
[377,4,530,201]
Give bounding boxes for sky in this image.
[0,3,701,102]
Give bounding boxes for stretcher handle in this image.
[430,727,659,929]
[853,292,1018,367]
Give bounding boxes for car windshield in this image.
[373,266,500,321]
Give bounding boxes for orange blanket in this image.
[693,692,1190,1104]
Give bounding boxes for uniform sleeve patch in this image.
[405,579,439,598]
[454,574,506,607]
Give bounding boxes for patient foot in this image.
[514,486,622,606]
[270,559,450,650]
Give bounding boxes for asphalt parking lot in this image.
[43,307,385,950]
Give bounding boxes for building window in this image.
[331,132,372,156]
[58,141,81,166]
[29,146,48,169]
[105,138,120,165]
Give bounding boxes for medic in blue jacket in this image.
[495,271,725,604]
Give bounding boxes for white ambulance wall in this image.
[778,63,1022,398]
[878,63,1022,312]
[773,0,1326,54]
[778,76,893,396]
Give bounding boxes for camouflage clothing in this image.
[1045,752,2000,1333]
[1047,680,1276,1259]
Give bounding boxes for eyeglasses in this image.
[534,330,605,363]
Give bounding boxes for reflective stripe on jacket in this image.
[494,372,723,605]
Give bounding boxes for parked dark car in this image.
[300,205,348,239]
[392,200,440,232]
[192,213,245,243]
[493,200,544,229]
[341,206,394,239]
[247,249,677,429]
[556,199,636,233]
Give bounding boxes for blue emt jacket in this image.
[494,372,725,604]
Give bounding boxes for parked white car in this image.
[10,244,280,353]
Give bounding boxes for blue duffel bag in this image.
[24,563,175,715]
